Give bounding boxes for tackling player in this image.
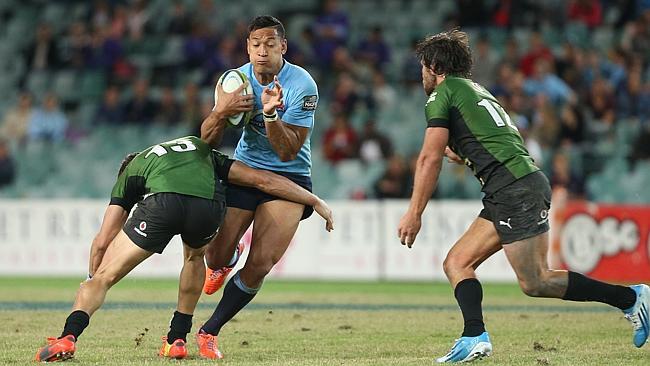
[196,15,320,359]
[397,29,649,363]
[34,134,333,362]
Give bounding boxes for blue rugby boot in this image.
[436,331,492,363]
[623,284,650,348]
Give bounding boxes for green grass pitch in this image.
[1,277,648,365]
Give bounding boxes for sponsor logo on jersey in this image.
[302,95,317,110]
[426,91,437,105]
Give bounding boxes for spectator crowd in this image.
[2,0,650,201]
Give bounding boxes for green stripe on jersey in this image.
[425,77,538,195]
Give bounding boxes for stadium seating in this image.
[0,0,648,203]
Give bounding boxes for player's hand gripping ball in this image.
[214,69,254,127]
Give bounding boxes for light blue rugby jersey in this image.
[233,60,318,176]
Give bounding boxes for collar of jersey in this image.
[250,59,288,89]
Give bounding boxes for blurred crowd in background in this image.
[2,0,650,202]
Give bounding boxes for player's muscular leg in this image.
[73,231,152,316]
[443,217,502,288]
[238,200,303,288]
[204,208,254,269]
[503,232,568,298]
[177,245,206,314]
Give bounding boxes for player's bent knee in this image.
[243,261,274,282]
[442,257,452,275]
[442,254,470,275]
[254,263,274,279]
[89,271,119,289]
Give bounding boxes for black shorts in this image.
[124,193,226,253]
[479,171,551,244]
[226,170,314,220]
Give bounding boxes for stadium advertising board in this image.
[0,199,518,281]
[0,200,187,276]
[216,200,518,282]
[552,202,650,283]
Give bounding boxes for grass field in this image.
[1,277,648,365]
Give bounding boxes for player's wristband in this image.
[263,110,278,123]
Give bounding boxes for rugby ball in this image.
[214,69,254,127]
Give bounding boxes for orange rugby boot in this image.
[203,241,245,295]
[34,335,76,362]
[158,337,188,359]
[196,329,224,359]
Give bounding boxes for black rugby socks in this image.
[454,278,486,337]
[563,271,637,310]
[201,271,260,335]
[61,310,90,340]
[167,311,193,343]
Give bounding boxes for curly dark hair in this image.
[118,152,138,177]
[415,29,472,78]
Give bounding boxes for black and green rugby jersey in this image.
[425,76,539,196]
[110,136,233,210]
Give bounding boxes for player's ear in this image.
[281,38,287,55]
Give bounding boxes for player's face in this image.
[247,28,287,75]
[421,62,436,95]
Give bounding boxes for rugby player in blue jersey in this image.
[196,15,319,359]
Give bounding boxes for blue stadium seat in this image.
[26,71,52,99]
[586,157,629,202]
[157,36,185,66]
[41,3,69,33]
[52,70,79,102]
[79,71,106,101]
[592,27,616,51]
[566,22,590,48]
[310,149,339,198]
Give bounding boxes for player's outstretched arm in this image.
[398,127,448,248]
[201,82,254,147]
[227,161,334,231]
[88,205,129,278]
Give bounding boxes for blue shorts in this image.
[225,171,314,220]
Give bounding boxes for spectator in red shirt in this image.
[322,113,358,164]
[519,32,553,77]
[568,0,602,29]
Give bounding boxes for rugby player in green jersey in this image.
[396,29,649,363]
[34,132,333,362]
